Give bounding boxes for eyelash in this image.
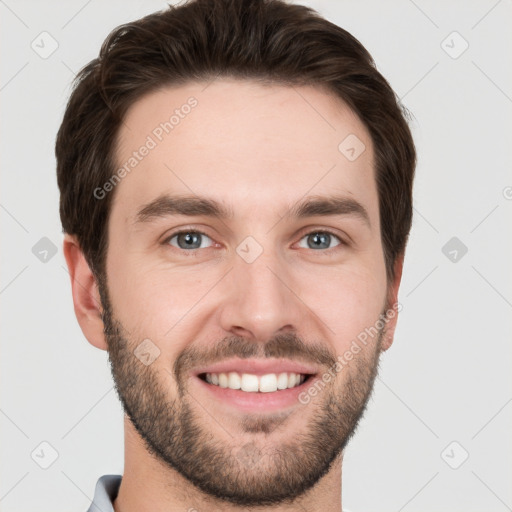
[162,228,347,255]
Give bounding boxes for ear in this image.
[63,234,108,351]
[380,254,404,352]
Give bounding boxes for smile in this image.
[200,371,310,393]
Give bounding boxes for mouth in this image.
[191,359,319,412]
[198,371,314,392]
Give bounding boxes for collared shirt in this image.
[87,475,122,512]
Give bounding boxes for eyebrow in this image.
[287,194,370,227]
[135,195,233,223]
[134,194,371,227]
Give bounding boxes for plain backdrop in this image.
[1,1,511,511]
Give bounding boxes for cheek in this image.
[300,264,386,352]
[106,248,214,339]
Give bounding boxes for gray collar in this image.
[87,475,122,512]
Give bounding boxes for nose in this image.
[218,244,305,342]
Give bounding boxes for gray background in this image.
[1,0,511,511]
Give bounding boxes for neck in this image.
[113,417,343,512]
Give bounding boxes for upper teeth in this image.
[205,372,305,393]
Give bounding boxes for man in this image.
[56,0,416,510]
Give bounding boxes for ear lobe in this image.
[63,234,108,351]
[380,254,404,352]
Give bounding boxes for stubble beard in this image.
[99,281,385,507]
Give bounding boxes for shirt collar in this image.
[87,475,122,512]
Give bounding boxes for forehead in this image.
[111,79,377,224]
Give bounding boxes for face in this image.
[100,79,396,506]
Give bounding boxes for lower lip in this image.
[193,375,317,413]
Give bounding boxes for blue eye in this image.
[297,231,342,250]
[164,229,344,253]
[166,231,214,250]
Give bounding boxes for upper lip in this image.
[192,358,319,377]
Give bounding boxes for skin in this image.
[64,79,403,512]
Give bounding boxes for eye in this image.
[165,230,214,250]
[163,228,345,253]
[296,230,343,251]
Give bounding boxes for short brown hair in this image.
[56,0,416,283]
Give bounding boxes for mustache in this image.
[174,332,337,383]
